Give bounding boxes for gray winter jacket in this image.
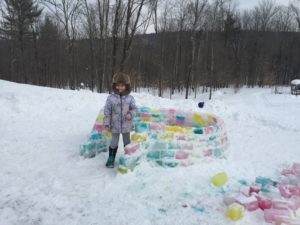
[104,93,137,134]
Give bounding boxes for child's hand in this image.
[125,112,132,120]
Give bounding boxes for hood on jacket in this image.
[112,72,131,95]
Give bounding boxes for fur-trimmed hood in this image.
[112,72,131,95]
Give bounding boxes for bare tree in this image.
[185,0,207,99]
[120,0,146,71]
[97,0,110,92]
[83,0,97,91]
[42,0,82,89]
[111,0,122,79]
[291,0,300,31]
[172,0,188,96]
[255,0,279,31]
[272,6,294,32]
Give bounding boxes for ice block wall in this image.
[80,106,228,173]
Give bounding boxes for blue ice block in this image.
[89,132,102,141]
[255,176,278,187]
[135,122,150,133]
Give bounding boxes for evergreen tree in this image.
[1,0,42,82]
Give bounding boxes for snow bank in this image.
[291,79,300,85]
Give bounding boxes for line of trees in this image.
[0,0,300,98]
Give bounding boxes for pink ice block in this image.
[289,186,300,196]
[204,126,214,135]
[275,217,300,225]
[175,151,189,160]
[240,186,251,197]
[167,119,177,125]
[176,135,186,141]
[95,123,105,131]
[288,196,300,210]
[273,199,290,210]
[279,184,293,198]
[282,168,296,176]
[168,109,176,115]
[237,195,259,212]
[177,120,185,126]
[250,185,261,194]
[124,144,140,155]
[292,163,300,175]
[264,209,291,223]
[203,149,212,157]
[224,193,239,206]
[257,195,273,210]
[150,123,165,131]
[141,112,151,118]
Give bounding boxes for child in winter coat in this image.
[104,72,137,168]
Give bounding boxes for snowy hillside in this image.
[1,80,300,225]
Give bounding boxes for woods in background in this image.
[0,0,300,98]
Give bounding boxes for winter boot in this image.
[106,147,118,168]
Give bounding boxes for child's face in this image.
[116,83,126,93]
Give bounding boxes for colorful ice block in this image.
[131,133,147,142]
[95,123,105,131]
[124,143,140,155]
[211,172,228,188]
[279,183,293,198]
[135,122,150,133]
[256,176,278,187]
[150,122,165,131]
[166,126,183,133]
[273,199,290,210]
[264,209,291,223]
[275,217,300,225]
[226,203,244,221]
[257,196,273,210]
[237,195,259,211]
[175,151,189,160]
[240,186,251,197]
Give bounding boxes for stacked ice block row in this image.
[80,112,112,158]
[118,106,228,173]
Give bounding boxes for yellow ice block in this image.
[182,127,193,134]
[211,172,228,187]
[131,133,148,143]
[160,132,174,140]
[98,114,104,122]
[226,203,244,221]
[118,167,128,174]
[142,117,151,122]
[207,115,215,123]
[151,109,160,114]
[103,130,112,137]
[193,114,208,126]
[166,126,183,133]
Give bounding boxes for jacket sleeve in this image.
[129,96,137,118]
[104,96,112,127]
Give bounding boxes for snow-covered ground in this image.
[0,80,299,225]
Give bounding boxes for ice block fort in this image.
[80,106,228,173]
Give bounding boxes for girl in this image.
[104,72,137,168]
